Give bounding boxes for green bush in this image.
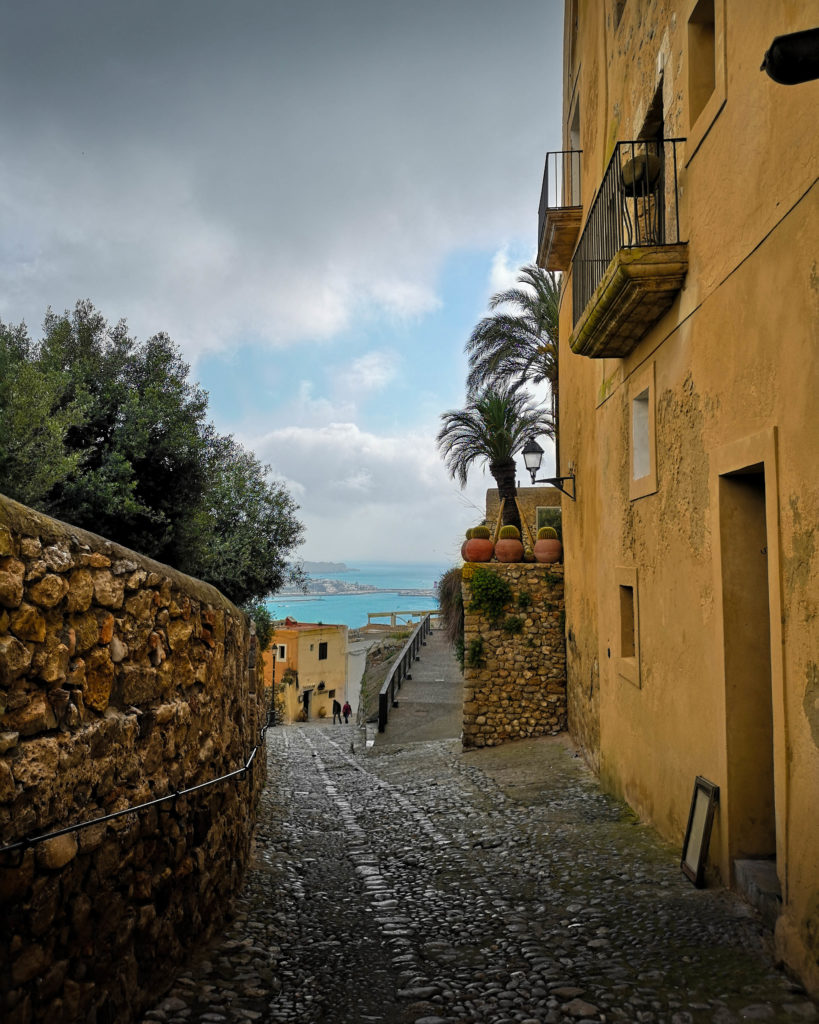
[466,635,486,668]
[469,567,513,623]
[517,591,532,610]
[502,615,524,634]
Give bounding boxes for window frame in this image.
[615,566,641,687]
[629,362,658,500]
[685,0,727,163]
[318,641,328,661]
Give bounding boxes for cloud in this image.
[249,420,492,561]
[337,351,398,394]
[0,1,562,360]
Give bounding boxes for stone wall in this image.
[0,494,266,1024]
[462,563,566,748]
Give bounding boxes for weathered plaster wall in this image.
[559,0,819,997]
[0,494,265,1023]
[462,564,566,748]
[485,487,562,541]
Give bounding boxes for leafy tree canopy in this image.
[0,300,304,606]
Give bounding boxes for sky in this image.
[0,1,564,565]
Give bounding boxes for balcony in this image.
[537,150,582,271]
[570,139,688,359]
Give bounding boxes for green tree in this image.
[437,385,552,533]
[35,301,212,562]
[0,320,81,506]
[179,435,305,606]
[0,300,304,606]
[464,264,561,465]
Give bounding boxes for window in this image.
[277,644,286,661]
[536,506,563,540]
[615,566,640,687]
[629,363,657,500]
[318,642,328,660]
[328,689,336,699]
[685,0,726,160]
[619,585,636,657]
[687,0,715,125]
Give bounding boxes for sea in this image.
[265,561,451,630]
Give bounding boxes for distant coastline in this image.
[279,576,435,598]
[301,560,357,574]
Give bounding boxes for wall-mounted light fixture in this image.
[521,437,577,500]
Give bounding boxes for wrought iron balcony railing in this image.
[537,150,582,271]
[572,138,684,324]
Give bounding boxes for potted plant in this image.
[495,524,524,563]
[461,528,473,561]
[534,526,563,564]
[464,525,494,563]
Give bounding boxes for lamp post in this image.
[520,436,577,500]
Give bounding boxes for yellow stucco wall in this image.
[265,622,348,723]
[557,0,819,994]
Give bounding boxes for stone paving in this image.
[140,720,818,1024]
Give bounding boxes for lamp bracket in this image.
[534,474,576,501]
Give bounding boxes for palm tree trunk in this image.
[490,459,522,534]
[552,379,560,474]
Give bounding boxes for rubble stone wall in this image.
[462,562,566,748]
[0,494,265,1024]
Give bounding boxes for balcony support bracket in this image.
[570,244,689,359]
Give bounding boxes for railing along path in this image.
[377,613,432,733]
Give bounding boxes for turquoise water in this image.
[265,561,452,629]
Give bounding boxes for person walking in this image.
[332,699,342,724]
[342,700,352,724]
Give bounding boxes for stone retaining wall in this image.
[462,562,566,748]
[0,494,265,1024]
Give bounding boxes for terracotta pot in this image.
[464,537,494,562]
[494,538,524,563]
[461,540,469,560]
[534,538,563,564]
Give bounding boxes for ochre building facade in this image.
[263,619,348,724]
[541,0,819,994]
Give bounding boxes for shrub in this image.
[437,566,464,655]
[517,591,532,610]
[469,567,513,623]
[466,636,486,668]
[502,615,524,634]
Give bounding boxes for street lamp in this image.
[520,437,577,500]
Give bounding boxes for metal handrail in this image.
[0,717,273,861]
[538,149,582,250]
[377,614,432,732]
[572,138,684,324]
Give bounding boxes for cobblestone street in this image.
[141,721,817,1024]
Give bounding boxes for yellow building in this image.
[263,619,349,724]
[540,1,819,994]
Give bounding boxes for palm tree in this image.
[464,264,561,465]
[437,386,553,534]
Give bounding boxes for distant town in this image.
[279,569,435,599]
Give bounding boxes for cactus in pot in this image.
[495,524,524,563]
[464,525,494,563]
[534,526,563,564]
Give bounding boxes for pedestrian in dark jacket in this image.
[332,699,342,724]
